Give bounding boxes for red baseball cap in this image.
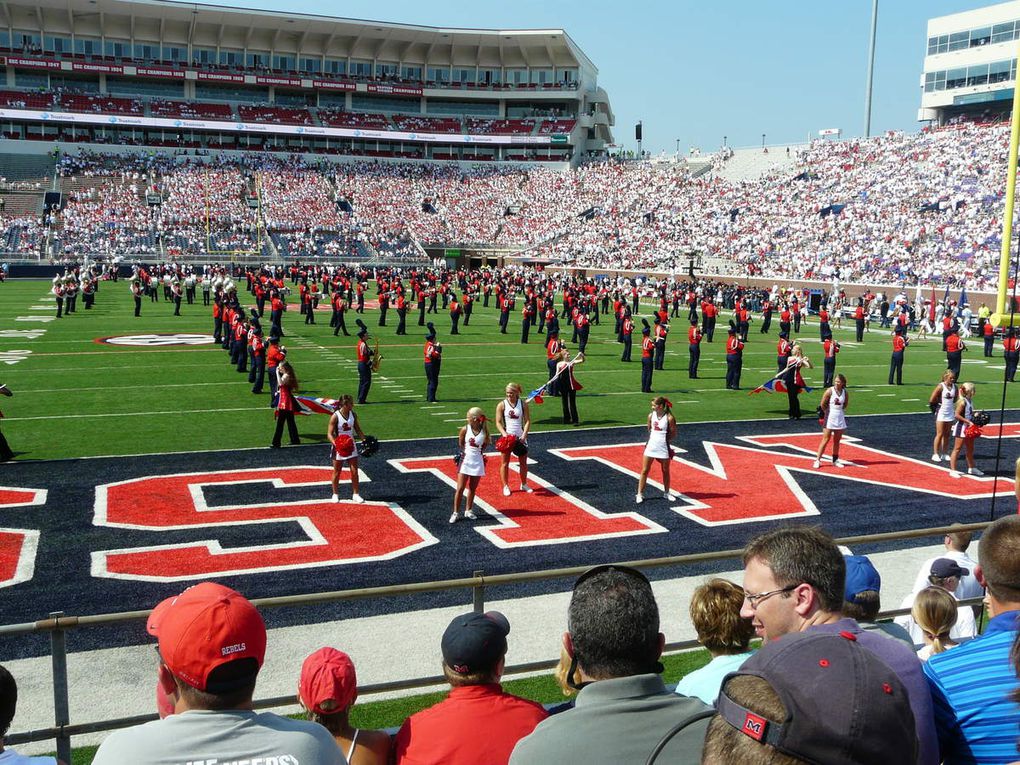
[147,582,267,692]
[298,647,358,714]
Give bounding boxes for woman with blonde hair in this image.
[912,586,960,661]
[451,407,489,523]
[929,369,958,462]
[948,382,981,478]
[814,374,849,468]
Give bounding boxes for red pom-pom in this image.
[333,434,355,457]
[495,435,518,454]
[964,425,983,440]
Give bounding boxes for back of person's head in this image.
[979,515,1020,605]
[841,555,881,622]
[742,527,845,613]
[702,675,805,764]
[0,664,16,738]
[912,587,958,655]
[946,525,973,552]
[705,632,917,765]
[568,565,661,680]
[689,578,754,654]
[441,611,510,686]
[299,647,358,735]
[146,582,267,710]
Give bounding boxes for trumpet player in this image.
[424,322,442,403]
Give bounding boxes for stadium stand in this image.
[150,100,235,120]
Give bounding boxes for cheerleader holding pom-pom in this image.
[451,407,490,524]
[636,396,678,504]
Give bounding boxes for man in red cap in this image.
[393,611,546,764]
[92,582,343,765]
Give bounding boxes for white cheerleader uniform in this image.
[643,412,672,459]
[459,424,486,477]
[503,398,525,437]
[951,398,973,439]
[330,409,359,461]
[825,388,847,431]
[936,382,957,422]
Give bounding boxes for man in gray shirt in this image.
[510,565,712,764]
[92,582,344,765]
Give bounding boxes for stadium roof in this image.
[14,0,597,72]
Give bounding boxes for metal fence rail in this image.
[3,520,993,761]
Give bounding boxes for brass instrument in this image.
[371,337,383,372]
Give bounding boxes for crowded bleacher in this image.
[0,122,1010,288]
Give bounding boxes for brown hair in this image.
[912,587,958,656]
[979,515,1020,604]
[742,527,845,613]
[689,579,754,654]
[703,675,805,764]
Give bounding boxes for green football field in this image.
[2,278,1018,461]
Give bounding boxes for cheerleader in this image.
[813,374,849,468]
[928,370,958,462]
[495,382,532,495]
[636,396,677,503]
[451,407,490,523]
[948,383,981,478]
[328,394,366,503]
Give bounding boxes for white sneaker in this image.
[449,513,460,524]
[351,493,364,504]
[502,486,511,497]
[663,491,674,501]
[941,454,950,462]
[521,485,534,493]
[931,454,941,462]
[968,467,984,476]
[331,494,340,503]
[635,494,644,504]
[833,460,844,468]
[949,471,961,479]
[465,510,478,520]
[812,460,821,469]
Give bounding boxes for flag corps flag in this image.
[749,378,814,395]
[294,395,340,415]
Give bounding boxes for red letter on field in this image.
[0,486,47,587]
[391,456,663,547]
[93,467,436,581]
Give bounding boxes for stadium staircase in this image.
[711,146,800,182]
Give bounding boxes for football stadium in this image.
[0,0,1019,762]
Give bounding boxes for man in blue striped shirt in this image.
[924,515,1020,765]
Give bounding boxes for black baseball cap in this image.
[441,611,510,675]
[715,631,916,765]
[930,558,968,578]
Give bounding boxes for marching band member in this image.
[782,343,812,419]
[355,323,374,405]
[271,360,301,448]
[687,319,702,379]
[451,407,490,523]
[725,326,744,390]
[640,322,654,393]
[424,323,442,403]
[556,347,584,426]
[328,394,365,503]
[495,382,532,496]
[888,326,908,385]
[636,396,677,504]
[545,331,561,396]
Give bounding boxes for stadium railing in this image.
[1,520,993,761]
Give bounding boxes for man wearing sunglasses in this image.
[509,565,711,763]
[739,526,939,765]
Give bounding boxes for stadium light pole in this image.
[995,36,1020,320]
[864,0,878,138]
[761,133,766,149]
[675,138,680,156]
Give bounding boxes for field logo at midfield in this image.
[95,333,215,346]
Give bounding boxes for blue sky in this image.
[216,0,989,152]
